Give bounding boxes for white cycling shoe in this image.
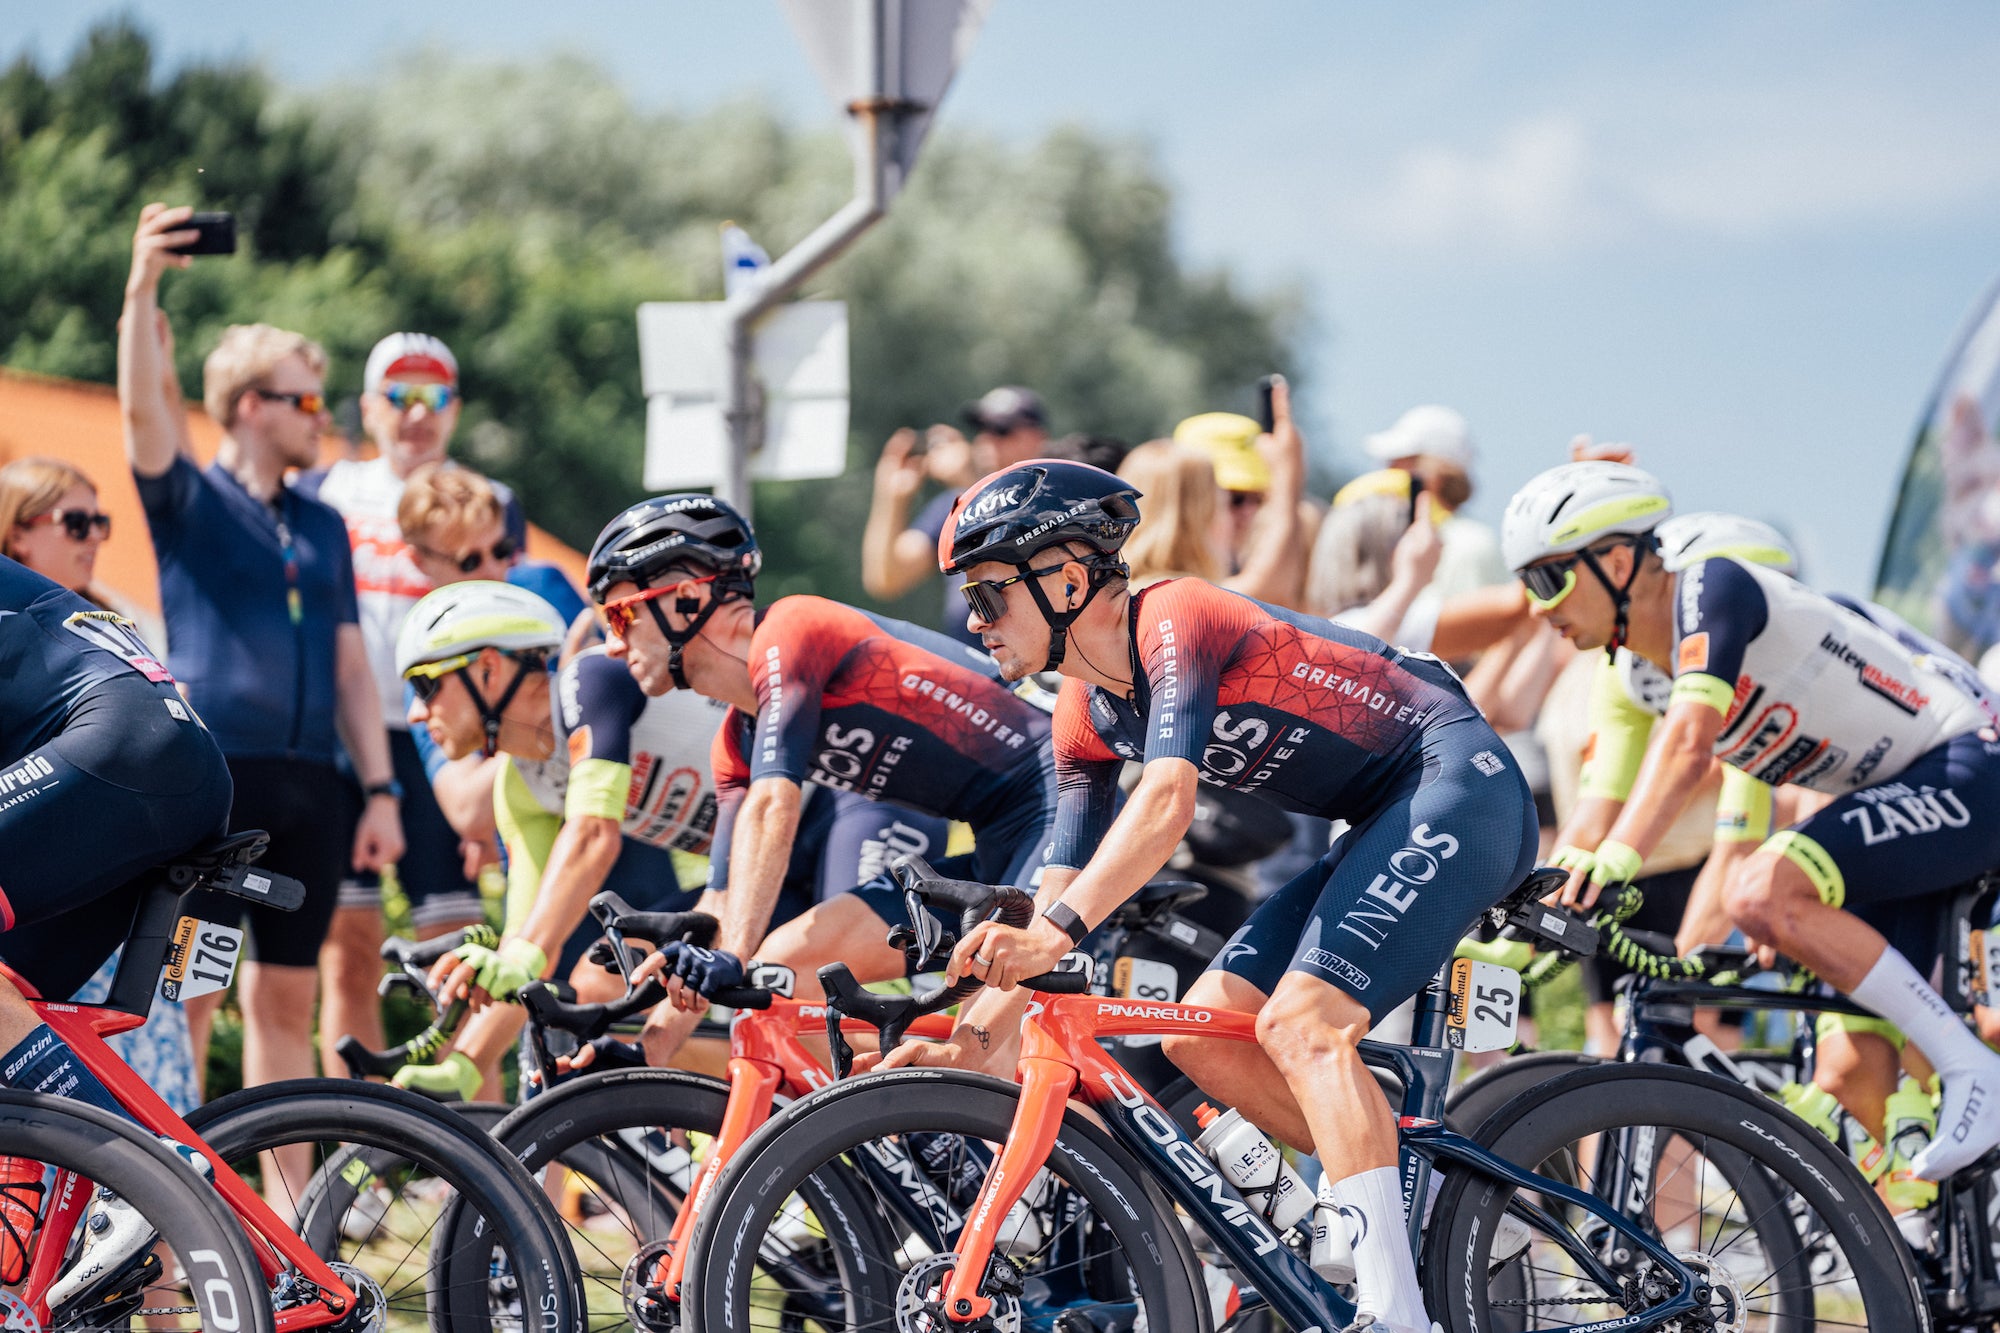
[48,1140,210,1312]
[1341,1313,1442,1333]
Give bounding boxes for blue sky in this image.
[16,2,2000,596]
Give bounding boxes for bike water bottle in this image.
[1192,1103,1313,1233]
[0,1156,42,1284]
[1780,1082,1887,1182]
[1884,1076,1939,1246]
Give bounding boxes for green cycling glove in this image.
[391,1051,481,1102]
[456,937,548,1003]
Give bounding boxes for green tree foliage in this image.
[1,22,1305,621]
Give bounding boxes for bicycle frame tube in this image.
[23,1164,91,1325]
[658,995,957,1300]
[940,990,1703,1333]
[37,1003,355,1331]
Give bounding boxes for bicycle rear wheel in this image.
[1422,1063,1928,1333]
[0,1090,271,1333]
[683,1069,1207,1333]
[185,1077,583,1333]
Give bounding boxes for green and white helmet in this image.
[396,581,566,680]
[1654,512,1799,576]
[1501,461,1673,574]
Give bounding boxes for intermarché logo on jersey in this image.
[1839,782,1971,846]
[1334,823,1460,954]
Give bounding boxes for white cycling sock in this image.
[1327,1166,1431,1333]
[1849,947,2000,1181]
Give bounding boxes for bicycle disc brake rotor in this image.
[896,1253,1021,1333]
[620,1239,680,1332]
[325,1260,386,1333]
[1670,1250,1746,1333]
[0,1290,38,1333]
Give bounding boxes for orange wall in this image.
[0,367,587,615]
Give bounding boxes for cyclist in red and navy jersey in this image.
[583,494,1057,1066]
[888,444,1537,1333]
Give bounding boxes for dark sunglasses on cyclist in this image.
[253,388,328,416]
[603,576,718,640]
[418,535,517,574]
[960,561,1068,624]
[20,509,112,542]
[404,651,475,703]
[1519,540,1632,610]
[382,383,457,412]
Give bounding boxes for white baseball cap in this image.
[1364,405,1473,467]
[364,333,458,394]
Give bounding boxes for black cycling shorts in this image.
[1769,729,2000,912]
[0,676,233,1000]
[1211,717,1540,1023]
[210,757,361,969]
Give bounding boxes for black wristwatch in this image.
[363,780,404,802]
[1042,902,1088,947]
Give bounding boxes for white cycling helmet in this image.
[1655,512,1799,576]
[397,581,566,754]
[1501,461,1673,574]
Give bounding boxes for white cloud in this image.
[1322,76,2000,254]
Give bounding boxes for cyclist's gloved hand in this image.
[391,1051,481,1102]
[1548,844,1596,876]
[455,938,547,1004]
[1580,839,1643,909]
[672,945,747,1000]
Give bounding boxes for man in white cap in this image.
[295,332,530,1077]
[1364,404,1507,599]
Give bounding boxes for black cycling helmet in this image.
[587,493,761,689]
[939,460,1141,671]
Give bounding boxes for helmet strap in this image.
[1022,556,1125,673]
[458,655,535,759]
[1579,539,1650,659]
[645,575,750,690]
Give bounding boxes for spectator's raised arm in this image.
[861,427,943,599]
[119,204,197,480]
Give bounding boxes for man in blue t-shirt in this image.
[120,203,404,1112]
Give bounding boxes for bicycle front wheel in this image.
[0,1090,272,1333]
[1422,1063,1928,1333]
[186,1077,583,1333]
[683,1068,1208,1333]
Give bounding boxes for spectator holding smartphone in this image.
[862,385,1050,644]
[118,204,403,1120]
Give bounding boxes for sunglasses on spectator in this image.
[19,509,112,542]
[960,561,1067,624]
[253,388,327,415]
[415,535,517,574]
[383,383,457,412]
[603,576,718,640]
[1227,491,1265,510]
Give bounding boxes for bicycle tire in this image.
[1421,1063,1929,1333]
[683,1068,1209,1333]
[477,1067,746,1331]
[0,1090,272,1333]
[185,1077,583,1333]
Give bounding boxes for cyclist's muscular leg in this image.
[1728,849,2000,1180]
[1260,971,1429,1333]
[1162,970,1317,1153]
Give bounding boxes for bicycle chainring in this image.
[895,1253,1021,1333]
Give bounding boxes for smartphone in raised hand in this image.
[169,212,236,257]
[1255,374,1281,434]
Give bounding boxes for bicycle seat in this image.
[1131,879,1207,915]
[167,830,271,871]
